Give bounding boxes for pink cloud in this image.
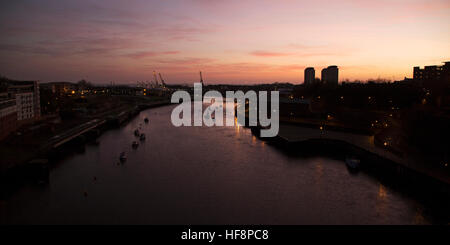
[156,25,218,42]
[162,51,180,55]
[286,44,324,50]
[250,51,293,57]
[154,57,216,66]
[278,64,306,71]
[125,51,180,59]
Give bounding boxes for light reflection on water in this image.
[0,105,432,224]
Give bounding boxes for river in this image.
[0,104,434,224]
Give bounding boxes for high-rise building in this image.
[444,62,450,82]
[321,65,339,86]
[304,67,315,86]
[321,68,328,83]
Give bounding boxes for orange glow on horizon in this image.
[0,0,448,84]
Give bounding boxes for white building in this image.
[7,81,40,121]
[15,92,34,120]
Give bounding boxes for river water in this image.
[0,104,434,224]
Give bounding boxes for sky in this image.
[0,0,449,84]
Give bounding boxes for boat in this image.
[119,152,127,162]
[139,133,146,141]
[345,156,360,171]
[134,129,140,136]
[144,118,149,123]
[132,141,139,149]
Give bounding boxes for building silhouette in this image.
[414,61,450,82]
[321,68,327,84]
[304,67,315,86]
[321,65,339,86]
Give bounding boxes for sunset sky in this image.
[0,0,449,84]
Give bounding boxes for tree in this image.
[77,79,92,89]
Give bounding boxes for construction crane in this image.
[199,71,204,86]
[159,73,166,87]
[153,71,159,87]
[138,81,146,88]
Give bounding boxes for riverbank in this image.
[1,104,446,225]
[0,98,171,197]
[251,123,450,197]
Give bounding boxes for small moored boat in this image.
[345,156,360,171]
[134,129,140,136]
[119,152,127,162]
[139,133,146,141]
[132,141,139,149]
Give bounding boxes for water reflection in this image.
[375,183,388,219]
[413,208,425,224]
[378,183,387,199]
[0,105,436,225]
[315,160,324,185]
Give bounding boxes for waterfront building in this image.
[304,67,315,86]
[110,85,140,96]
[414,61,450,82]
[0,92,17,140]
[7,81,41,121]
[40,82,77,96]
[277,87,294,99]
[279,97,311,118]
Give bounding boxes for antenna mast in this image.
[199,71,204,86]
[159,73,166,87]
[153,71,159,86]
